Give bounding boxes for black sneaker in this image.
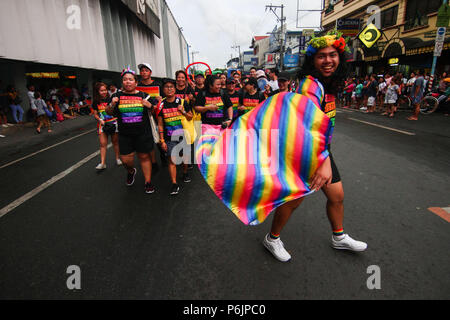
[170,184,180,196]
[145,182,155,194]
[126,168,137,186]
[183,173,191,183]
[187,164,194,170]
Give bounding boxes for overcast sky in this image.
[165,0,322,69]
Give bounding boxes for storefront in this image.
[350,36,450,77]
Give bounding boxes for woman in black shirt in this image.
[194,75,233,134]
[107,68,156,194]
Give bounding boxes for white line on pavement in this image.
[0,144,111,219]
[0,128,96,170]
[348,118,416,136]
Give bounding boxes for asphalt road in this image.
[0,109,449,300]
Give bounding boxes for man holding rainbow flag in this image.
[196,30,367,262]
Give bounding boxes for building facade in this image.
[250,36,270,69]
[322,0,450,77]
[0,0,188,114]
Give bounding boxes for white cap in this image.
[138,63,152,72]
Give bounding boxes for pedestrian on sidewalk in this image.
[263,31,367,262]
[407,69,425,121]
[354,78,363,110]
[384,77,401,118]
[92,82,121,171]
[33,92,52,134]
[343,78,355,108]
[106,67,156,194]
[6,86,24,124]
[367,75,378,113]
[157,78,193,195]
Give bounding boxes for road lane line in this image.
[0,144,111,219]
[428,207,450,223]
[0,128,96,170]
[348,118,416,136]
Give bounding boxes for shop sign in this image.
[388,58,399,65]
[26,72,60,79]
[336,18,361,37]
[284,54,299,68]
[358,23,382,49]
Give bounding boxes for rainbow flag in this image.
[196,83,331,226]
[137,86,160,98]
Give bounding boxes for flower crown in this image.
[121,65,136,77]
[303,30,350,57]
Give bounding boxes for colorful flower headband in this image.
[303,30,350,57]
[121,65,136,77]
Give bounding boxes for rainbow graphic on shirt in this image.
[161,101,184,137]
[205,96,224,119]
[229,95,240,119]
[196,83,332,226]
[242,97,261,113]
[118,95,144,124]
[97,102,117,123]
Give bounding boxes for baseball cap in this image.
[138,63,153,71]
[278,72,289,81]
[195,71,205,78]
[226,78,235,84]
[256,70,266,79]
[162,78,176,87]
[245,77,258,88]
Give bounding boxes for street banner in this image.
[284,54,299,68]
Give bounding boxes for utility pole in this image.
[191,51,199,64]
[266,4,286,71]
[231,45,241,69]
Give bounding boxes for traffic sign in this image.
[434,42,444,57]
[436,27,446,43]
[358,23,382,49]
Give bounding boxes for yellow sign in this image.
[358,23,382,49]
[26,72,60,79]
[388,58,399,65]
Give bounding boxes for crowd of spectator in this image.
[337,71,450,119]
[0,82,95,136]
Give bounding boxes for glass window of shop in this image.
[405,0,442,30]
[381,6,398,29]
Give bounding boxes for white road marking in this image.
[0,128,96,170]
[348,118,416,136]
[0,144,111,219]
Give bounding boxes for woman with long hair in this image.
[263,32,367,262]
[194,75,233,135]
[92,82,121,170]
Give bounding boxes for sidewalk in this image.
[0,115,97,163]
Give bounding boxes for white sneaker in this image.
[116,159,123,166]
[332,234,367,252]
[96,163,106,170]
[359,107,368,111]
[263,234,292,262]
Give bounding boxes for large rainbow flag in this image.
[196,79,332,226]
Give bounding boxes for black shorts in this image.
[119,133,154,155]
[329,151,341,184]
